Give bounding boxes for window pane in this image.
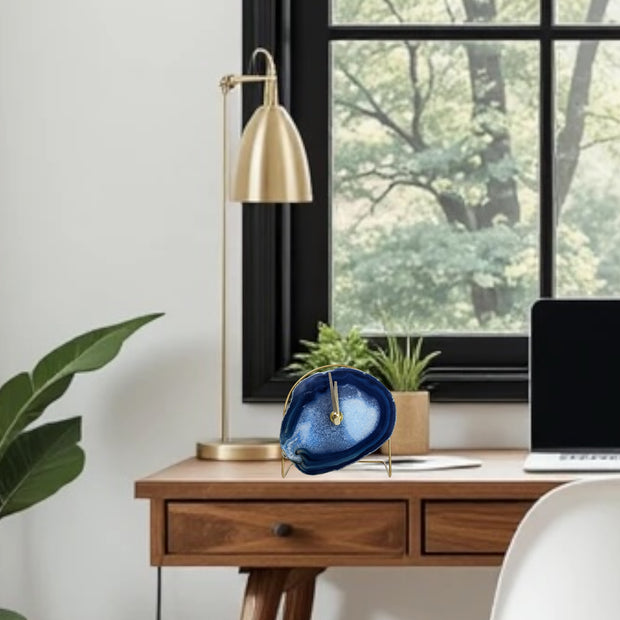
[331,0,539,25]
[331,41,539,334]
[556,1,620,23]
[555,41,620,297]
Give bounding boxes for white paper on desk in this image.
[346,454,482,471]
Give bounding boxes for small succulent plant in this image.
[371,335,440,392]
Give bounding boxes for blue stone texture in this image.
[280,367,396,475]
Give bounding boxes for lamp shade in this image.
[231,104,312,203]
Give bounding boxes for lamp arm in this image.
[219,47,279,105]
[220,74,275,92]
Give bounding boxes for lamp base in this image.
[196,437,282,461]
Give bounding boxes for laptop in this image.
[524,298,620,472]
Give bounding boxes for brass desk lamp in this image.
[196,48,312,461]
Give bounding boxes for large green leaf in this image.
[0,313,162,458]
[0,417,84,519]
[0,609,27,620]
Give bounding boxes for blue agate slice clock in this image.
[280,366,396,475]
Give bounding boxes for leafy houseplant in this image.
[371,335,440,392]
[0,313,162,620]
[371,335,440,456]
[287,322,375,374]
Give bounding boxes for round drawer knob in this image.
[271,522,293,537]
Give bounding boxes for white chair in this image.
[490,476,620,620]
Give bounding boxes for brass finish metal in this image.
[218,47,312,204]
[231,105,313,203]
[330,411,343,426]
[281,364,392,477]
[281,454,293,478]
[328,372,343,425]
[197,47,312,461]
[197,438,282,461]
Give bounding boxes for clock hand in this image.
[328,372,343,426]
[334,381,342,419]
[328,372,337,413]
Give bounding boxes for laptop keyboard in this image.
[559,454,620,461]
[524,452,620,472]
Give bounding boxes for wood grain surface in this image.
[167,501,406,556]
[136,451,590,620]
[423,500,534,554]
[136,451,581,567]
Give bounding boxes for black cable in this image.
[156,566,162,620]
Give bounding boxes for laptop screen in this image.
[531,299,620,451]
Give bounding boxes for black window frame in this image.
[242,0,620,403]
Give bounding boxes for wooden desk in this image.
[135,450,578,620]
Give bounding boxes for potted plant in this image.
[0,313,162,620]
[371,335,440,455]
[287,322,375,374]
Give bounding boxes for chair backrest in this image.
[490,476,620,620]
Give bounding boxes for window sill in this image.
[243,368,528,404]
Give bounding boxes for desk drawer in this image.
[167,501,406,556]
[423,500,533,554]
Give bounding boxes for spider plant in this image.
[371,335,440,392]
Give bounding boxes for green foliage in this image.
[331,0,618,335]
[0,313,163,619]
[333,220,537,333]
[559,177,620,297]
[287,322,375,374]
[0,610,26,620]
[371,335,441,392]
[332,33,539,332]
[0,417,84,519]
[333,0,539,27]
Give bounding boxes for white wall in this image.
[0,1,528,618]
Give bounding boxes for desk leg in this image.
[283,568,325,620]
[239,568,325,620]
[239,569,288,620]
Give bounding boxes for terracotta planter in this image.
[380,391,429,456]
